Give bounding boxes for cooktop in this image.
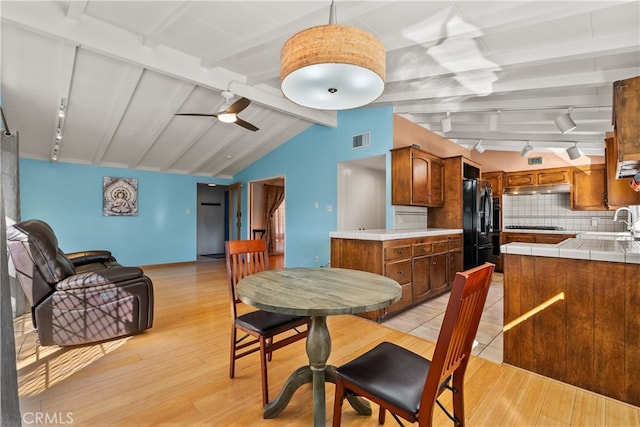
[505,225,564,231]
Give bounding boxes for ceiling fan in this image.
[175,90,259,131]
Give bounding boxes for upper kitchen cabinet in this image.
[605,137,640,208]
[505,167,571,188]
[613,76,640,178]
[571,164,607,211]
[482,171,505,196]
[391,146,444,207]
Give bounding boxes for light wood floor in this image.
[14,260,640,426]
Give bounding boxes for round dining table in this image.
[236,267,401,427]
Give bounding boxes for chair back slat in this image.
[421,263,494,409]
[225,240,270,316]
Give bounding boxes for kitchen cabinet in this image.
[482,171,505,196]
[391,146,444,207]
[570,165,607,211]
[428,156,482,229]
[503,253,640,406]
[613,76,640,178]
[505,167,571,189]
[330,233,462,321]
[502,232,575,245]
[605,137,640,208]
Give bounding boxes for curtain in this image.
[262,184,284,255]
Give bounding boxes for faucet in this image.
[613,207,634,234]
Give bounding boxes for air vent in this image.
[352,132,370,149]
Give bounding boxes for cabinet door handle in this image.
[397,269,403,275]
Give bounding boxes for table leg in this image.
[263,315,371,424]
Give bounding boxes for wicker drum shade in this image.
[281,24,385,110]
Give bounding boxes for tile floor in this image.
[381,272,504,364]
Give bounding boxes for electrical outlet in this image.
[591,218,598,227]
[314,256,319,263]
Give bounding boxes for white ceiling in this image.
[1,1,638,178]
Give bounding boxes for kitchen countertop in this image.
[501,236,640,264]
[329,228,462,241]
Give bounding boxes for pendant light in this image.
[280,0,386,110]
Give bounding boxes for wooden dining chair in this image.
[225,239,310,406]
[332,262,495,427]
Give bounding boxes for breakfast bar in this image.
[501,235,640,406]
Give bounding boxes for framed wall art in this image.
[103,177,138,216]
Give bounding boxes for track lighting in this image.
[566,143,581,160]
[488,110,500,131]
[555,107,576,134]
[441,112,452,133]
[473,140,486,154]
[520,141,533,157]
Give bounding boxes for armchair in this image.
[6,219,154,346]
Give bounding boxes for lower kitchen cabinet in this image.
[502,232,575,245]
[330,233,462,321]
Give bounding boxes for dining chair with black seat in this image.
[225,239,310,406]
[332,262,495,427]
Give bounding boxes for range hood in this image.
[503,183,570,196]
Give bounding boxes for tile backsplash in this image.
[502,193,626,232]
[394,205,428,230]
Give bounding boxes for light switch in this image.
[326,205,333,212]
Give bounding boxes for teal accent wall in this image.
[236,106,394,267]
[18,106,394,267]
[19,159,230,266]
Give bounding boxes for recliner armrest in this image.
[55,266,144,291]
[66,250,116,267]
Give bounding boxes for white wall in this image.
[337,161,386,231]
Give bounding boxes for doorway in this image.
[196,183,229,261]
[250,176,285,260]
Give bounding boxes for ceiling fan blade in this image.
[226,97,250,114]
[175,113,218,117]
[235,117,259,132]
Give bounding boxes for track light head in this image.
[520,142,533,157]
[440,112,452,133]
[567,144,581,160]
[473,140,486,154]
[555,108,576,134]
[488,110,500,131]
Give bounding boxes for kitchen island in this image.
[330,228,462,321]
[501,237,640,405]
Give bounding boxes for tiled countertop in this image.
[329,228,462,241]
[501,237,640,264]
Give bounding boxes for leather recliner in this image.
[6,219,154,346]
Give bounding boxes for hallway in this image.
[382,272,504,364]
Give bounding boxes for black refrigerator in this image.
[463,178,493,270]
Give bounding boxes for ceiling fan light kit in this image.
[174,91,259,131]
[555,108,577,134]
[280,0,385,110]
